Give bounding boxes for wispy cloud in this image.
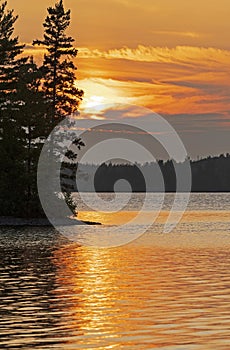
[78,45,230,67]
[23,44,230,69]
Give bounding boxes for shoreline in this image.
[0,217,101,227]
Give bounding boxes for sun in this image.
[81,95,108,119]
[84,95,105,109]
[76,78,138,120]
[77,78,135,119]
[77,78,118,113]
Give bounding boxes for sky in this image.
[7,0,230,158]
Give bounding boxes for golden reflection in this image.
[52,244,161,348]
[78,210,230,226]
[51,241,230,349]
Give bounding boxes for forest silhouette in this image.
[71,154,230,192]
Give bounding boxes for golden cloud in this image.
[22,44,230,116]
[78,45,230,67]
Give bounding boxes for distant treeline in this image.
[64,154,230,192]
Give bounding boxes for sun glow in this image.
[84,95,105,109]
[81,95,107,119]
[78,78,135,118]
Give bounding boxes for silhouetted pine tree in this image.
[33,0,84,216]
[0,0,28,216]
[33,0,83,124]
[0,1,52,218]
[14,58,49,217]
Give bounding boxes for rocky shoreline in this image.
[0,217,101,227]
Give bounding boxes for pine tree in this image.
[33,0,83,124]
[0,2,48,218]
[14,58,49,217]
[0,1,28,216]
[33,0,84,217]
[0,0,84,219]
[0,1,24,64]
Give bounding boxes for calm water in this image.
[1,193,230,349]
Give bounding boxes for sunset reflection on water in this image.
[77,210,230,226]
[1,194,230,349]
[51,241,230,349]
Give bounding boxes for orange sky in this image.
[6,0,230,156]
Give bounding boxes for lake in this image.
[0,193,230,349]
